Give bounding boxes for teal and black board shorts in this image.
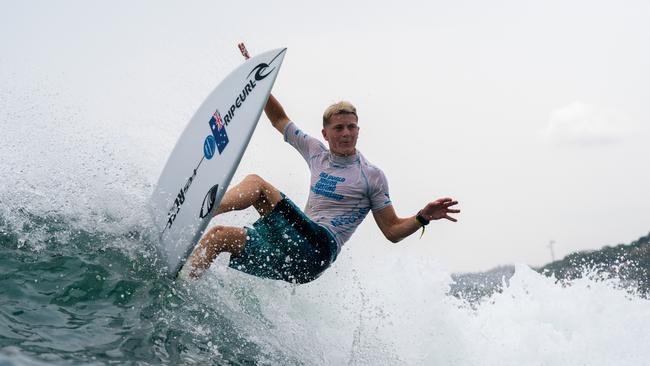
[228,195,338,284]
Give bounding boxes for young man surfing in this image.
[185,44,460,283]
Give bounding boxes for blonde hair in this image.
[322,101,358,127]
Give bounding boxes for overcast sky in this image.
[2,0,649,272]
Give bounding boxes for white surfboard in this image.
[150,48,287,277]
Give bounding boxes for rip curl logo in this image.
[247,63,274,81]
[202,62,274,160]
[202,50,284,161]
[311,172,345,201]
[199,184,219,218]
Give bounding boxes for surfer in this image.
[185,44,460,283]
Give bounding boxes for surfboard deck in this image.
[150,48,287,277]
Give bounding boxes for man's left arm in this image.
[372,198,460,243]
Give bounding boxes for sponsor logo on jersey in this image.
[331,208,370,227]
[311,172,345,201]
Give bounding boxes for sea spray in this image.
[172,255,650,365]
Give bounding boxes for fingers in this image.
[434,197,458,207]
[445,201,460,220]
[445,200,460,213]
[443,199,458,207]
[431,199,460,209]
[424,197,461,222]
[444,215,458,222]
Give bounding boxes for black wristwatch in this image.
[416,210,430,226]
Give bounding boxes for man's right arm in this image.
[264,94,290,134]
[238,43,290,135]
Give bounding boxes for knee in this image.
[204,225,227,241]
[194,225,229,267]
[244,174,266,185]
[204,225,246,255]
[243,174,272,194]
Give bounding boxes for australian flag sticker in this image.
[209,109,229,154]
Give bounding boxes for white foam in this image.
[184,253,649,366]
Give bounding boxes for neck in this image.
[328,149,359,166]
[331,149,356,157]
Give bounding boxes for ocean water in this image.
[2,74,649,366]
[2,211,649,366]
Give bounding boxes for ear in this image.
[321,128,329,141]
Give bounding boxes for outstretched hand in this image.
[420,198,460,222]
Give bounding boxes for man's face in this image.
[322,113,359,156]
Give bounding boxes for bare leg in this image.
[187,174,283,278]
[188,225,246,278]
[215,174,283,216]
